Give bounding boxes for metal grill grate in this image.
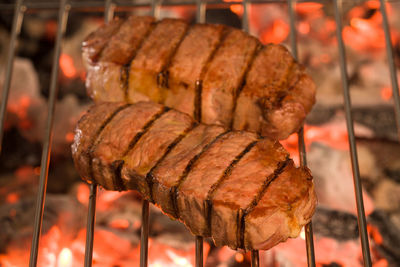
[1,1,399,267]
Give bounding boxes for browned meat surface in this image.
[82,18,123,65]
[90,102,163,190]
[83,16,316,140]
[99,16,154,65]
[152,124,225,217]
[71,102,127,183]
[201,29,259,126]
[72,101,316,251]
[233,44,316,139]
[244,161,316,250]
[121,109,193,198]
[165,24,225,119]
[177,131,258,236]
[128,18,188,104]
[210,139,288,249]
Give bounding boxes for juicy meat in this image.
[83,16,316,140]
[128,18,188,104]
[201,29,259,126]
[72,101,317,251]
[233,45,316,139]
[165,24,225,118]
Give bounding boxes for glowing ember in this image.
[109,219,130,230]
[380,86,392,101]
[260,19,289,44]
[60,54,78,78]
[230,4,244,17]
[6,192,19,204]
[235,252,244,263]
[57,248,73,267]
[295,3,323,15]
[76,182,90,205]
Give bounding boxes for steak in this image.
[82,16,316,140]
[72,101,317,251]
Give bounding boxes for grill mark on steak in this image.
[229,44,262,129]
[238,158,290,249]
[194,27,231,122]
[122,106,170,156]
[87,104,131,184]
[123,21,158,101]
[170,130,230,218]
[205,140,259,234]
[111,160,125,191]
[156,25,191,91]
[146,122,198,203]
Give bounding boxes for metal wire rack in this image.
[1,0,399,267]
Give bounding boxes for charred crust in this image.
[121,64,130,102]
[195,26,230,122]
[174,131,230,218]
[204,140,258,238]
[122,106,170,156]
[204,199,212,237]
[194,80,202,121]
[239,157,290,249]
[87,104,131,183]
[230,44,263,129]
[146,122,198,203]
[170,186,179,218]
[111,159,126,191]
[157,70,169,89]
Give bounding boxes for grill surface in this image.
[1,1,399,267]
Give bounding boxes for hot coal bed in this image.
[1,1,400,266]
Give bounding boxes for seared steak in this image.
[72,101,316,251]
[83,16,316,140]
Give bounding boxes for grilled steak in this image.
[72,101,316,251]
[83,16,316,140]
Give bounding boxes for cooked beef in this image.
[82,18,123,65]
[233,44,316,140]
[72,101,317,251]
[201,29,259,126]
[128,18,188,104]
[83,16,316,140]
[165,24,225,119]
[99,16,155,65]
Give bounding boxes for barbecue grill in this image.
[0,0,399,267]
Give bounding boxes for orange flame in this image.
[57,248,73,267]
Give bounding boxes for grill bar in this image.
[195,1,204,266]
[83,2,114,266]
[333,1,372,266]
[251,250,259,267]
[0,0,25,152]
[140,199,150,267]
[195,236,204,267]
[380,0,400,139]
[84,184,98,267]
[287,1,316,266]
[28,0,70,266]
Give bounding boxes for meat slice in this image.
[244,161,316,250]
[121,109,193,198]
[90,102,163,190]
[72,102,316,250]
[233,44,314,140]
[99,16,155,65]
[176,131,258,237]
[201,29,259,126]
[86,62,125,102]
[210,139,288,249]
[127,18,188,104]
[152,124,225,217]
[82,16,316,140]
[82,18,123,65]
[71,102,128,183]
[164,24,225,118]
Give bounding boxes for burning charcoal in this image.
[312,207,359,241]
[368,210,400,266]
